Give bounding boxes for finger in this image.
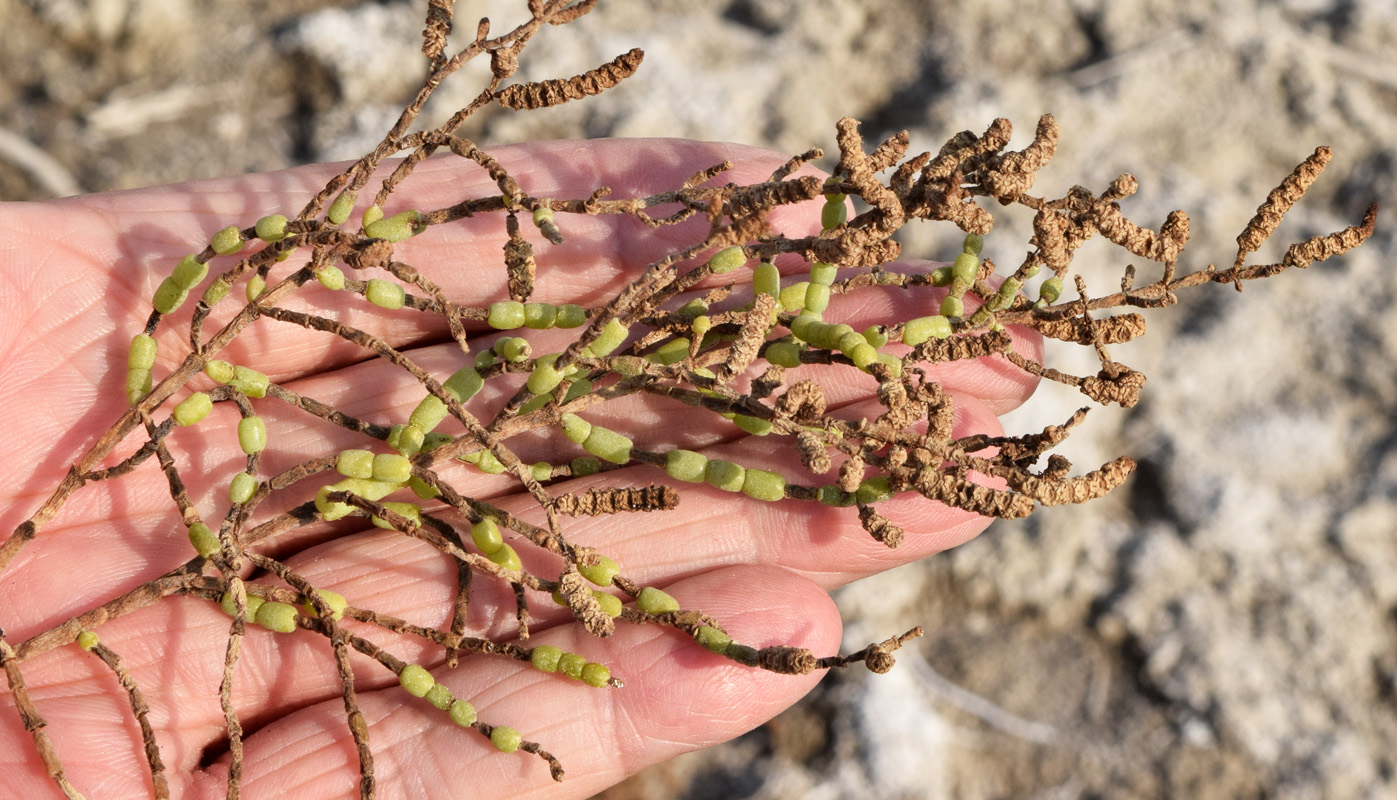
[192,564,841,800]
[46,139,821,382]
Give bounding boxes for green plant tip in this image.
[364,210,423,242]
[366,279,406,310]
[255,601,298,633]
[231,365,269,398]
[821,199,847,230]
[361,204,383,227]
[523,302,557,329]
[803,283,831,314]
[254,214,288,242]
[371,501,420,529]
[399,664,435,697]
[425,683,454,711]
[809,262,837,286]
[470,518,503,555]
[314,477,401,520]
[587,318,629,357]
[220,590,264,620]
[849,342,879,370]
[706,245,746,274]
[691,315,713,341]
[734,414,773,436]
[245,274,267,303]
[779,281,810,312]
[493,336,531,362]
[328,190,356,224]
[835,330,867,355]
[877,352,902,376]
[387,423,425,456]
[408,476,440,499]
[753,260,780,298]
[765,342,802,368]
[581,662,611,687]
[487,300,526,330]
[526,357,565,396]
[77,631,99,651]
[579,555,620,587]
[856,475,894,504]
[152,277,188,314]
[558,652,586,680]
[561,413,592,445]
[532,205,554,226]
[636,587,680,614]
[648,337,690,365]
[696,625,733,654]
[940,294,964,318]
[930,266,952,287]
[555,303,587,328]
[488,543,522,572]
[817,485,856,507]
[336,450,374,479]
[664,449,707,483]
[704,459,745,492]
[741,468,787,502]
[211,226,245,255]
[204,359,233,385]
[490,726,523,753]
[582,425,633,464]
[592,591,623,618]
[316,265,345,290]
[962,232,985,256]
[444,366,483,402]
[952,252,979,285]
[170,392,212,428]
[372,453,412,483]
[229,472,257,505]
[476,449,506,474]
[188,522,219,557]
[125,367,151,405]
[171,255,208,290]
[409,394,449,432]
[237,416,267,455]
[449,699,477,727]
[530,462,553,482]
[863,325,889,348]
[1040,276,1064,303]
[819,323,855,352]
[571,456,601,476]
[300,589,347,621]
[127,334,157,371]
[531,644,563,672]
[202,277,231,305]
[902,315,952,345]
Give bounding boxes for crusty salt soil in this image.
[3,1,1395,798]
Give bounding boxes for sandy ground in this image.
[3,1,1396,798]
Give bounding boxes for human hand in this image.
[0,138,1040,799]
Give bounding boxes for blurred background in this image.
[3,1,1395,797]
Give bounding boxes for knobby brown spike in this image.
[554,485,679,515]
[496,48,645,110]
[1234,146,1333,267]
[422,0,454,64]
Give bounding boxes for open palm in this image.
[0,139,1040,799]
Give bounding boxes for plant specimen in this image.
[0,1,1378,797]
